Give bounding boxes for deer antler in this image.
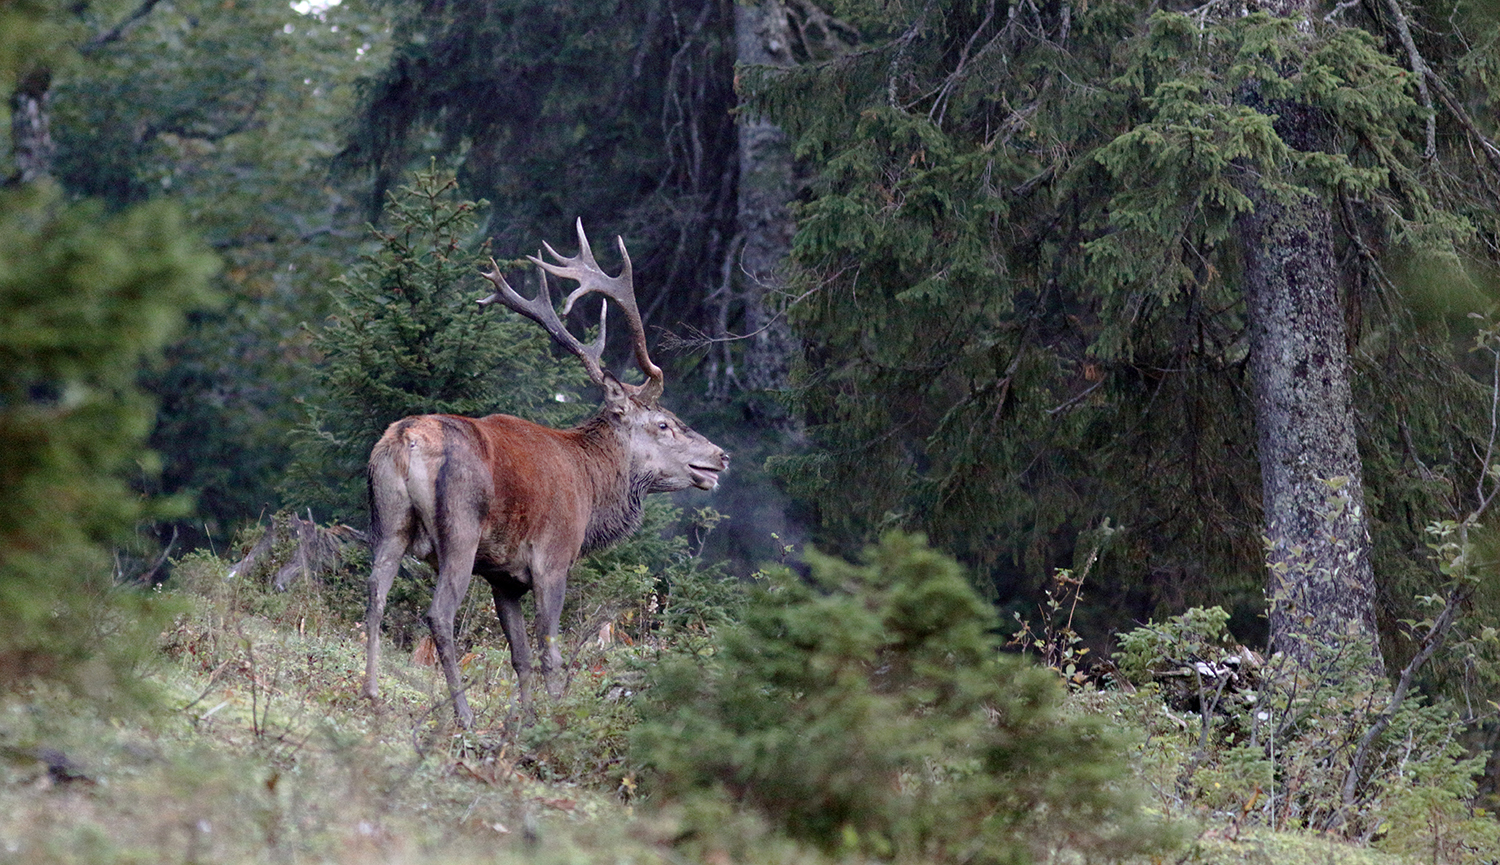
[531,219,664,402]
[479,220,663,401]
[479,257,610,387]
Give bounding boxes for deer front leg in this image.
[533,567,569,698]
[489,580,533,705]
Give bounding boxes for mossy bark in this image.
[1242,185,1382,673]
[1231,0,1384,675]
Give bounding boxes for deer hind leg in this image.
[428,530,480,729]
[488,579,533,704]
[364,526,409,701]
[365,464,414,702]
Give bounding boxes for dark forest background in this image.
[7,0,1500,812]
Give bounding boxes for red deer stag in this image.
[363,220,729,727]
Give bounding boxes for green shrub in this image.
[633,532,1178,864]
[0,179,217,703]
[1114,607,1500,860]
[1115,605,1235,685]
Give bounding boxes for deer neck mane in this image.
[574,413,648,554]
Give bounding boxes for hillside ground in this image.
[0,545,1480,865]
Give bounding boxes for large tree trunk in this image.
[1243,184,1382,674]
[1233,0,1383,670]
[1234,0,1383,678]
[728,0,797,415]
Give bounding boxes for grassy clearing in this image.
[1,547,663,865]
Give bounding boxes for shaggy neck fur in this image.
[574,414,648,554]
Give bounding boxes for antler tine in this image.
[478,257,609,387]
[528,218,664,401]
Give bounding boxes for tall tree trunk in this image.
[1243,185,1382,674]
[8,65,54,185]
[1237,5,1382,673]
[728,0,797,416]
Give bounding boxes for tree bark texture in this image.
[1227,0,1383,675]
[1242,185,1382,673]
[732,0,797,402]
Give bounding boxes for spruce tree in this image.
[285,167,588,521]
[634,533,1176,863]
[743,0,1500,669]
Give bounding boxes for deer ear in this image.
[601,374,630,414]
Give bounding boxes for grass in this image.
[0,548,1488,864]
[1,550,663,865]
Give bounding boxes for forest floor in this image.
[0,554,1447,865]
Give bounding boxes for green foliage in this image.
[1116,605,1235,684]
[33,0,387,536]
[0,175,218,696]
[343,0,737,343]
[749,0,1500,646]
[568,502,741,651]
[285,166,588,519]
[1006,523,1118,682]
[634,532,1176,864]
[1113,607,1500,858]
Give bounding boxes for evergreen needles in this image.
[748,0,1500,642]
[634,532,1177,864]
[0,182,218,698]
[284,167,588,519]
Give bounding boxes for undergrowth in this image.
[4,525,1494,864]
[1018,569,1500,865]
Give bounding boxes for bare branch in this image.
[1337,580,1466,816]
[658,278,822,351]
[1424,68,1500,194]
[80,0,165,54]
[929,0,998,126]
[1322,0,1363,21]
[1380,0,1436,159]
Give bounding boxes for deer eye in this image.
[658,421,670,431]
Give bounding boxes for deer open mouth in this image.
[689,465,722,489]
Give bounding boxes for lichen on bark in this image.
[1242,183,1382,673]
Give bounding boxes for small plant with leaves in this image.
[1113,603,1500,857]
[1009,567,1092,685]
[1009,520,1118,686]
